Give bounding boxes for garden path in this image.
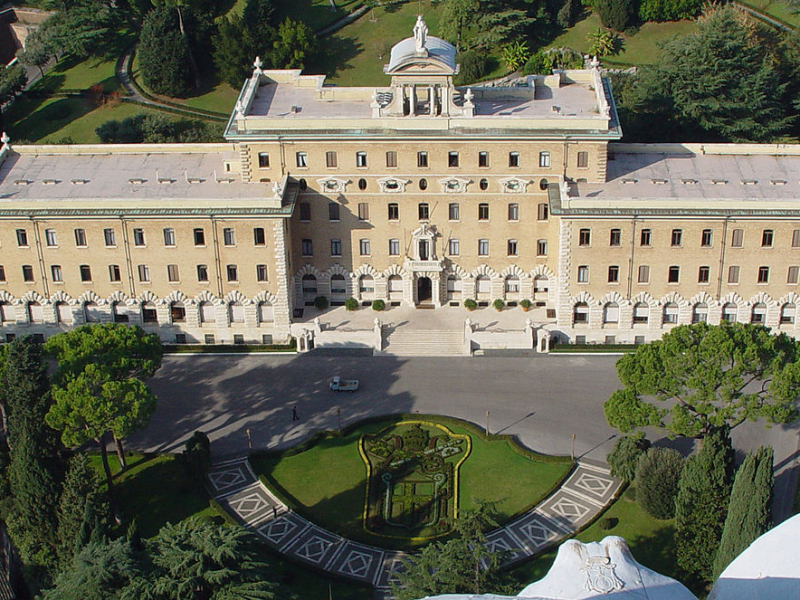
[207,456,621,599]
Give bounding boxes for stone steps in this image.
[381,329,465,356]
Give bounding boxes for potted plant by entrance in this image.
[520,298,532,312]
[464,299,477,311]
[493,298,505,312]
[314,295,329,311]
[345,297,358,311]
[372,299,385,312]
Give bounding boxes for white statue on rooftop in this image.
[413,15,428,52]
[253,56,263,74]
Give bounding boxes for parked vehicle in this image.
[330,376,359,392]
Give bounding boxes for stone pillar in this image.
[525,318,534,349]
[409,85,416,116]
[464,318,473,355]
[429,86,435,115]
[441,86,449,116]
[432,273,442,306]
[374,318,383,352]
[271,220,293,342]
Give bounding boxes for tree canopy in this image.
[604,322,800,438]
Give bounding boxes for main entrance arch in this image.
[417,277,432,303]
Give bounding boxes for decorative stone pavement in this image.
[208,457,621,599]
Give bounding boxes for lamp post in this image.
[485,410,490,436]
[337,407,342,433]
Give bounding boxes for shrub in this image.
[520,299,532,310]
[595,0,636,31]
[183,431,211,480]
[607,435,650,482]
[464,299,477,311]
[344,297,358,311]
[314,296,329,310]
[557,0,583,28]
[635,447,684,519]
[493,299,505,311]
[598,516,618,530]
[544,46,584,70]
[522,52,553,75]
[639,0,703,22]
[372,299,385,312]
[455,49,488,85]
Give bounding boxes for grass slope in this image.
[737,0,800,28]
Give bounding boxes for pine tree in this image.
[138,7,191,97]
[56,454,106,569]
[635,447,684,520]
[675,427,734,587]
[713,446,774,578]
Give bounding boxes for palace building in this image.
[0,17,799,348]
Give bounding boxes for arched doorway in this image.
[417,277,432,303]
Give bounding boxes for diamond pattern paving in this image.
[208,463,251,495]
[328,543,385,583]
[569,469,617,504]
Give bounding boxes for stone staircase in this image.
[380,328,466,356]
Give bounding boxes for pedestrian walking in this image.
[292,406,299,421]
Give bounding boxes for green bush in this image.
[520,299,532,310]
[598,516,618,530]
[344,297,358,311]
[607,435,650,482]
[493,298,505,311]
[314,296,329,310]
[464,299,477,311]
[522,52,552,75]
[595,0,636,31]
[639,0,703,22]
[557,0,583,28]
[635,447,684,519]
[372,299,385,312]
[183,431,211,480]
[455,49,488,85]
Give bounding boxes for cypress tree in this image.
[713,446,774,578]
[56,454,103,569]
[635,447,684,520]
[675,427,734,586]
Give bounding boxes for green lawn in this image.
[545,13,698,67]
[737,0,800,28]
[511,486,678,590]
[252,416,572,551]
[275,0,362,32]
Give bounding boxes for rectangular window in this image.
[419,203,429,220]
[793,230,800,248]
[448,203,460,221]
[389,238,400,256]
[538,203,549,221]
[577,151,588,168]
[193,228,205,246]
[698,266,710,283]
[163,228,175,246]
[109,264,121,282]
[449,239,460,256]
[577,265,589,283]
[478,239,489,256]
[104,228,116,247]
[73,228,87,247]
[608,265,619,283]
[137,264,150,282]
[223,228,235,246]
[132,228,145,247]
[507,239,518,256]
[640,229,652,246]
[51,265,63,282]
[388,203,399,220]
[478,204,489,220]
[731,228,744,247]
[356,151,367,167]
[539,151,550,168]
[253,227,266,246]
[671,229,683,247]
[448,151,459,167]
[359,239,371,256]
[668,265,680,283]
[579,228,591,246]
[22,265,34,282]
[167,264,179,282]
[45,229,57,247]
[0,265,5,282]
[478,151,488,168]
[758,266,770,283]
[537,239,547,256]
[16,229,28,247]
[386,151,397,168]
[258,152,269,168]
[508,203,519,221]
[609,229,621,246]
[331,239,342,256]
[638,265,650,284]
[299,203,311,221]
[227,265,238,282]
[701,229,713,247]
[197,264,209,282]
[762,229,774,247]
[788,266,799,284]
[728,265,740,284]
[325,151,337,168]
[358,203,369,221]
[256,264,268,282]
[301,239,313,256]
[417,151,428,168]
[296,152,307,168]
[329,203,340,221]
[508,152,520,167]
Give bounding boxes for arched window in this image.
[84,302,101,323]
[663,302,679,324]
[0,302,13,324]
[504,275,520,296]
[199,301,215,324]
[258,301,274,324]
[632,302,649,324]
[722,303,738,322]
[359,275,374,296]
[112,301,128,323]
[330,274,347,299]
[55,301,72,325]
[475,275,491,299]
[28,302,43,324]
[388,275,403,300]
[780,303,796,324]
[751,303,767,324]
[301,274,317,304]
[446,275,462,300]
[603,302,619,324]
[141,302,157,324]
[171,302,186,323]
[229,302,245,324]
[692,302,708,323]
[573,302,589,325]
[533,275,549,293]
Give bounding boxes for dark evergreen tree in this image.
[675,427,734,587]
[213,16,258,88]
[713,445,774,579]
[556,0,582,28]
[607,434,650,482]
[635,447,684,520]
[242,0,277,54]
[55,453,105,569]
[270,18,316,70]
[138,7,192,97]
[595,0,635,32]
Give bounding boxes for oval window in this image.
[539,178,549,191]
[419,178,427,190]
[299,178,307,190]
[480,178,488,191]
[386,180,399,190]
[358,178,367,190]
